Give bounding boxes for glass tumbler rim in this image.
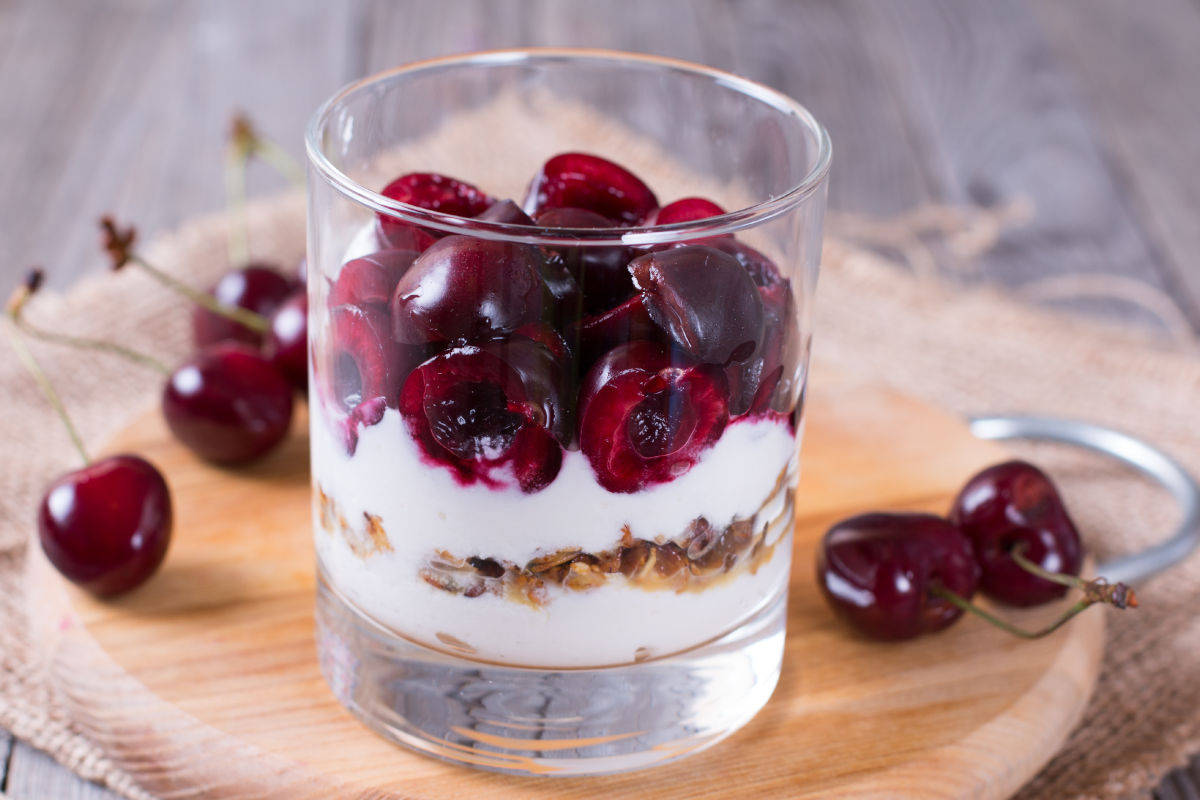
[304,47,832,248]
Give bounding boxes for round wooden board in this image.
[31,373,1104,799]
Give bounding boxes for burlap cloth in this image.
[2,111,1199,799]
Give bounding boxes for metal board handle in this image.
[969,416,1200,585]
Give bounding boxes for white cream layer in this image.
[311,410,797,667]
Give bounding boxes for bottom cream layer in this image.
[317,525,793,668]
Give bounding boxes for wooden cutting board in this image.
[30,373,1104,799]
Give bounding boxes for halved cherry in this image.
[375,172,492,250]
[482,335,572,447]
[525,153,658,225]
[629,245,765,366]
[391,235,545,346]
[399,347,562,492]
[536,207,635,314]
[327,304,414,412]
[644,197,725,226]
[577,341,729,493]
[328,249,419,309]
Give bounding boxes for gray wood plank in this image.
[0,728,11,790]
[864,0,1191,331]
[4,741,121,800]
[1032,0,1200,325]
[0,0,360,291]
[721,0,937,215]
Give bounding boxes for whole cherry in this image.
[39,455,173,596]
[192,263,298,348]
[950,460,1084,607]
[390,235,546,346]
[5,278,172,597]
[817,513,980,641]
[162,343,294,464]
[265,289,308,391]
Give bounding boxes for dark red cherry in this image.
[475,199,535,225]
[727,281,799,416]
[577,341,728,493]
[192,264,297,348]
[629,245,765,366]
[38,454,172,597]
[526,153,658,225]
[376,172,492,250]
[390,235,545,346]
[817,513,981,641]
[705,238,785,288]
[326,304,418,412]
[265,289,308,391]
[644,197,725,226]
[162,343,294,464]
[482,336,572,447]
[399,347,562,492]
[950,461,1084,607]
[328,250,419,310]
[577,294,664,367]
[536,207,635,314]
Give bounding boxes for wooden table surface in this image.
[1,1,1198,797]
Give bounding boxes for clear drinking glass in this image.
[305,49,830,776]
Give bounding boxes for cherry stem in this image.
[7,280,168,375]
[225,141,250,267]
[2,316,90,465]
[230,113,305,187]
[1010,543,1138,609]
[929,585,1096,640]
[131,256,270,335]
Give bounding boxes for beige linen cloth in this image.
[1,175,1199,797]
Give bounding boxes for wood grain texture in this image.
[28,378,1105,799]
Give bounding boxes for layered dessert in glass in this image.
[306,50,829,774]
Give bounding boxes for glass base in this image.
[315,568,788,776]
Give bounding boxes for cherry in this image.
[162,343,294,464]
[950,461,1085,607]
[390,235,545,346]
[525,153,658,225]
[577,341,728,493]
[265,289,308,391]
[192,263,298,348]
[816,513,981,641]
[705,238,785,289]
[536,207,636,314]
[328,249,419,310]
[629,244,765,366]
[399,347,563,492]
[376,172,492,250]
[577,294,664,367]
[726,281,799,416]
[3,287,174,598]
[39,455,173,597]
[644,197,725,226]
[475,199,535,225]
[481,335,572,447]
[325,304,417,412]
